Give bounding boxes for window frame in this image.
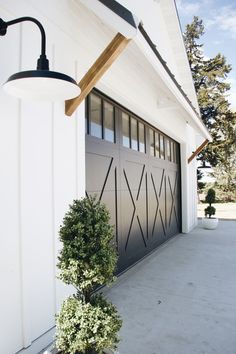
[86,90,178,164]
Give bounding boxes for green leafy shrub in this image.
[204,205,216,218]
[205,188,216,205]
[55,196,122,354]
[57,196,118,298]
[204,188,216,218]
[56,295,122,354]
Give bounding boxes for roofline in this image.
[97,0,203,124]
[79,0,210,140]
[79,0,138,38]
[138,23,200,121]
[97,0,137,29]
[138,22,211,141]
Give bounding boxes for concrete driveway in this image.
[105,220,236,354]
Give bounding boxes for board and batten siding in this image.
[0,4,86,354]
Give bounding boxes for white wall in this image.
[0,1,200,353]
[0,2,85,353]
[0,7,23,353]
[181,126,198,233]
[186,125,198,230]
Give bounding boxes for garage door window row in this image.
[86,91,178,163]
[86,93,115,143]
[122,112,146,153]
[149,128,178,163]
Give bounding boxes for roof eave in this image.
[135,24,212,141]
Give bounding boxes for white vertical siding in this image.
[0,3,86,353]
[187,126,198,230]
[0,8,23,353]
[181,125,198,233]
[20,101,55,344]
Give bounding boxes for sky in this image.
[175,0,236,111]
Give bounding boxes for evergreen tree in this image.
[183,16,236,167]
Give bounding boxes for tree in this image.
[212,147,236,201]
[183,16,236,167]
[204,188,216,218]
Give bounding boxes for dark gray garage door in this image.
[86,90,181,273]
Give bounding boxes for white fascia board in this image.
[79,0,139,39]
[134,31,212,142]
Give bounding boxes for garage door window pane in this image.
[139,122,145,153]
[150,129,155,156]
[172,143,175,163]
[166,139,171,161]
[104,101,115,143]
[160,134,165,159]
[171,141,174,162]
[122,113,130,148]
[131,117,138,151]
[85,116,88,134]
[90,94,102,138]
[155,132,160,158]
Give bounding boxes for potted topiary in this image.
[55,196,122,354]
[202,188,218,230]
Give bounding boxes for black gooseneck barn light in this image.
[198,161,211,169]
[0,16,81,101]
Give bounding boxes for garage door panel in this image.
[166,170,180,234]
[124,216,147,252]
[120,219,149,270]
[135,191,148,237]
[86,139,120,251]
[120,154,148,262]
[86,153,114,192]
[121,159,146,194]
[98,190,117,232]
[151,211,166,246]
[150,166,165,196]
[149,179,167,246]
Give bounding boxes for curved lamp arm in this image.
[0,16,81,101]
[0,16,49,70]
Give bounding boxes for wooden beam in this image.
[188,139,209,164]
[65,33,130,116]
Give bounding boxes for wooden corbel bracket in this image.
[188,139,209,164]
[65,32,130,116]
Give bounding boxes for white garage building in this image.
[0,1,210,353]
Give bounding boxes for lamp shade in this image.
[3,70,81,101]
